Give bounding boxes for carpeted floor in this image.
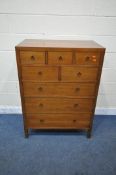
[0,115,116,175]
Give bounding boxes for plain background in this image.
[0,0,116,114]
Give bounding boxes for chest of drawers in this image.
[15,39,105,138]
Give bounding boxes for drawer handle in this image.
[85,56,90,61]
[77,72,82,77]
[38,87,43,91]
[92,55,97,62]
[39,103,43,107]
[74,104,79,108]
[38,71,42,75]
[73,119,76,123]
[40,119,44,123]
[59,56,63,61]
[31,55,35,60]
[75,87,80,92]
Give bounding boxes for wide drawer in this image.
[75,52,101,65]
[61,66,98,82]
[25,113,92,129]
[26,113,91,129]
[21,66,58,81]
[20,51,45,65]
[23,82,96,97]
[48,52,72,65]
[24,98,94,113]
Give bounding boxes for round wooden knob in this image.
[85,56,90,61]
[73,119,76,123]
[38,87,43,91]
[31,55,35,60]
[75,87,80,92]
[77,72,82,77]
[59,56,63,61]
[74,104,78,108]
[40,119,44,123]
[38,71,42,75]
[39,103,43,107]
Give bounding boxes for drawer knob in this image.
[38,71,42,75]
[74,103,79,108]
[85,56,90,61]
[31,55,35,60]
[40,119,44,123]
[39,103,43,107]
[92,56,97,62]
[38,87,43,91]
[73,119,76,123]
[59,56,63,61]
[77,72,82,77]
[75,87,80,92]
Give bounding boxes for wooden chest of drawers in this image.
[15,39,105,138]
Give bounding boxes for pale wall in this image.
[0,0,116,114]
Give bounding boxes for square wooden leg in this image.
[24,128,29,138]
[87,129,92,138]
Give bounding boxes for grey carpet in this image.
[0,114,116,175]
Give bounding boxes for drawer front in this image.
[22,66,58,81]
[75,52,100,65]
[26,113,91,129]
[48,52,72,65]
[62,67,98,82]
[24,98,94,113]
[23,82,96,97]
[20,51,45,64]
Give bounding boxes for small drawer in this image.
[75,52,100,65]
[23,82,96,97]
[26,113,92,129]
[22,66,58,81]
[20,51,45,64]
[48,52,72,65]
[24,98,94,113]
[61,66,98,82]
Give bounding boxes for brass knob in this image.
[40,119,44,123]
[38,87,43,91]
[31,55,35,60]
[92,55,97,62]
[38,71,42,75]
[75,87,80,92]
[39,103,43,107]
[59,56,63,61]
[74,104,78,108]
[77,72,82,77]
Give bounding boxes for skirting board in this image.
[0,106,116,115]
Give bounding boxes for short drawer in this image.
[25,113,91,129]
[75,52,100,65]
[24,98,94,113]
[23,82,96,97]
[20,51,45,64]
[61,66,98,82]
[48,52,72,65]
[21,66,58,81]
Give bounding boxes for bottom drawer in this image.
[25,113,92,129]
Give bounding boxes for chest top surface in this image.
[16,39,105,49]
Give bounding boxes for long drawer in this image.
[24,98,94,113]
[26,113,92,129]
[23,82,96,97]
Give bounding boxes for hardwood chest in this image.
[15,39,105,138]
